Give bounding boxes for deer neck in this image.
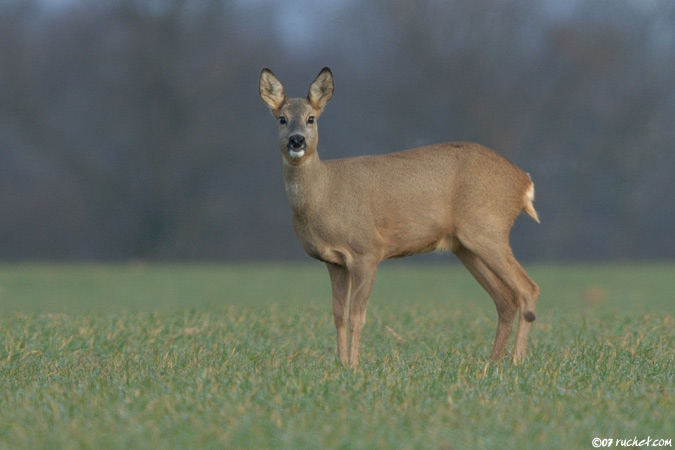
[282,152,325,213]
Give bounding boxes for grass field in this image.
[0,262,673,449]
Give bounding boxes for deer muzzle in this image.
[287,134,306,159]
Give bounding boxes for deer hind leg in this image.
[346,260,378,368]
[454,245,518,361]
[458,233,539,363]
[327,262,351,365]
[480,250,538,363]
[511,266,539,363]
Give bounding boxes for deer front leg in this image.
[326,263,351,365]
[347,261,378,368]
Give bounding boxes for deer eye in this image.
[307,116,315,124]
[278,116,287,125]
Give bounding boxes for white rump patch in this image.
[526,182,535,202]
[523,175,540,223]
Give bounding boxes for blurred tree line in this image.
[0,0,673,261]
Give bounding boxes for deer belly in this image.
[380,225,457,259]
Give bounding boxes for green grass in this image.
[0,262,673,449]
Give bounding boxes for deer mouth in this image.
[288,147,305,159]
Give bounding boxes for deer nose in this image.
[288,134,305,149]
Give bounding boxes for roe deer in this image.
[259,67,540,368]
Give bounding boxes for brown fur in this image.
[259,67,540,367]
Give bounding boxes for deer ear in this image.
[259,68,286,111]
[307,67,334,110]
